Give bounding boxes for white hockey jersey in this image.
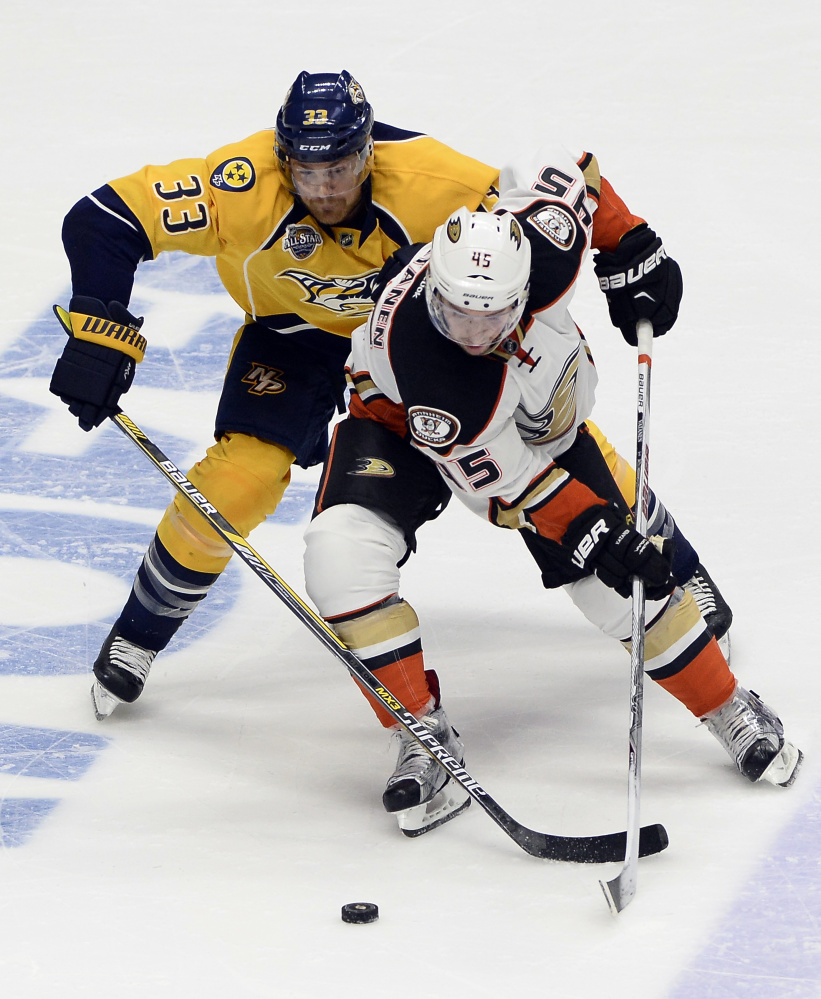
[347,145,631,542]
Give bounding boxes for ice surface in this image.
[1,2,819,996]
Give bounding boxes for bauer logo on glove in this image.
[593,223,683,345]
[595,242,669,292]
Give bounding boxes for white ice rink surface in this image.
[1,2,819,996]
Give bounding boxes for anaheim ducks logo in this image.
[348,457,395,477]
[281,269,380,315]
[209,158,256,192]
[509,217,522,248]
[527,204,576,250]
[408,406,461,447]
[446,216,462,243]
[515,347,580,443]
[282,224,323,261]
[241,363,286,396]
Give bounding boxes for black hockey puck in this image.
[341,902,379,924]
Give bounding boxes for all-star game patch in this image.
[283,224,323,261]
[210,157,256,192]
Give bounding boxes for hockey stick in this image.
[600,319,655,912]
[109,410,668,864]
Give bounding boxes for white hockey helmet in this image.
[425,207,531,354]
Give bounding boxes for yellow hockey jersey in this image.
[103,125,499,340]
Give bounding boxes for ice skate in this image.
[383,705,471,837]
[684,562,733,661]
[701,685,802,787]
[91,625,157,720]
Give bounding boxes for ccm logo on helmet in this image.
[598,245,668,290]
[570,516,610,568]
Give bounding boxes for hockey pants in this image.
[303,504,735,728]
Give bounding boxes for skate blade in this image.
[760,741,803,787]
[396,781,472,838]
[91,681,122,720]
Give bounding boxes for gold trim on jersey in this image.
[515,346,580,444]
[490,465,572,530]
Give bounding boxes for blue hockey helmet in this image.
[275,70,374,165]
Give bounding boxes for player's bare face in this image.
[290,150,369,225]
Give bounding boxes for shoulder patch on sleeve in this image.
[527,204,577,251]
[210,157,256,191]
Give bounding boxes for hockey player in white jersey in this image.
[303,148,801,835]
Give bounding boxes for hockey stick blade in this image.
[109,411,669,864]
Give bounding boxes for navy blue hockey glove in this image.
[593,224,683,346]
[50,297,146,431]
[562,503,676,600]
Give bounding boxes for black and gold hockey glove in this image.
[50,297,146,431]
[593,223,683,346]
[562,503,676,600]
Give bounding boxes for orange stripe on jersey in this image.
[526,476,606,542]
[591,177,646,252]
[348,390,408,438]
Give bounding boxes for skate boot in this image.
[383,705,471,837]
[684,562,733,661]
[701,685,802,786]
[91,625,157,720]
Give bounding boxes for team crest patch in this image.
[241,363,285,395]
[446,215,462,243]
[527,205,576,250]
[348,457,395,477]
[408,406,460,446]
[281,269,380,316]
[509,217,522,248]
[283,224,322,260]
[348,77,366,104]
[210,158,256,192]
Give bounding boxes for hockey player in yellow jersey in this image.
[49,70,731,719]
[50,70,501,718]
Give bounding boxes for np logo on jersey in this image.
[210,158,256,192]
[282,224,323,261]
[242,363,286,395]
[348,457,396,477]
[408,406,461,446]
[527,205,577,250]
[282,269,380,316]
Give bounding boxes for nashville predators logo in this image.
[348,77,366,104]
[446,216,462,243]
[242,363,286,396]
[281,269,380,315]
[210,158,256,192]
[348,457,396,477]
